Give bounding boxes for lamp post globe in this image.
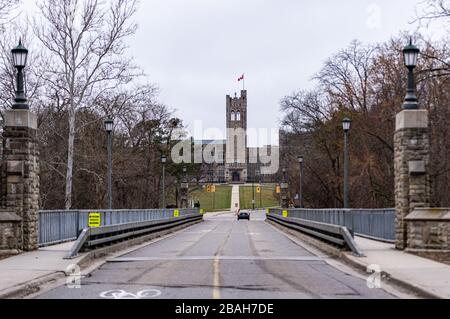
[402,39,420,110]
[11,40,29,110]
[342,118,351,133]
[104,118,114,133]
[12,40,28,68]
[403,39,420,68]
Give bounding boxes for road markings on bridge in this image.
[212,257,221,299]
[107,256,326,262]
[99,289,162,299]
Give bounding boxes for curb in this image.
[0,272,66,299]
[340,253,443,300]
[268,219,444,299]
[0,219,203,299]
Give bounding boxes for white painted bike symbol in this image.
[100,289,162,299]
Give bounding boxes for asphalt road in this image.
[36,212,396,299]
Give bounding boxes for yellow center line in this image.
[212,222,234,299]
[212,257,221,299]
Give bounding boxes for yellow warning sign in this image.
[88,213,101,228]
[211,185,216,193]
[200,209,205,215]
[174,209,180,218]
[282,210,288,218]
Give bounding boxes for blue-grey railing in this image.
[38,209,199,247]
[269,208,395,243]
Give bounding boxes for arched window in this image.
[231,111,236,121]
[236,111,241,121]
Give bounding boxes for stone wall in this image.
[406,209,450,250]
[0,211,22,251]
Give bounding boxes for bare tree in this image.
[415,0,450,24]
[34,0,140,209]
[0,0,20,27]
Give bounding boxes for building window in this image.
[236,111,241,121]
[231,111,236,121]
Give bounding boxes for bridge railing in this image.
[268,208,395,243]
[38,209,199,247]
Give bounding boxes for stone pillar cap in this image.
[4,109,38,129]
[405,208,450,221]
[0,212,22,222]
[396,109,428,131]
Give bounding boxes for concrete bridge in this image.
[0,97,450,300]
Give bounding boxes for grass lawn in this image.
[189,185,233,212]
[239,185,280,210]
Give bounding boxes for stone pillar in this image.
[2,110,40,251]
[394,110,431,250]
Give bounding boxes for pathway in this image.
[231,185,240,212]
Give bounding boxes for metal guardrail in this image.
[65,213,203,259]
[267,213,364,257]
[38,209,199,247]
[269,208,395,243]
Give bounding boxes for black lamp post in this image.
[11,40,29,110]
[104,118,114,210]
[182,166,187,181]
[256,169,262,208]
[402,39,420,110]
[298,156,304,208]
[161,155,167,209]
[342,118,351,209]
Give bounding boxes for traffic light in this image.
[206,185,211,193]
[256,187,261,194]
[276,186,281,194]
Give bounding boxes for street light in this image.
[342,117,354,237]
[298,156,304,208]
[256,169,262,208]
[161,155,167,209]
[281,168,288,208]
[11,40,29,110]
[181,166,189,209]
[104,118,114,210]
[342,118,351,209]
[402,39,420,110]
[252,168,260,210]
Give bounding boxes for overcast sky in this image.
[23,0,445,146]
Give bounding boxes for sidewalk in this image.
[343,237,450,299]
[0,242,84,298]
[231,185,240,211]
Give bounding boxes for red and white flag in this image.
[238,74,245,82]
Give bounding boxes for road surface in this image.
[36,212,396,299]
